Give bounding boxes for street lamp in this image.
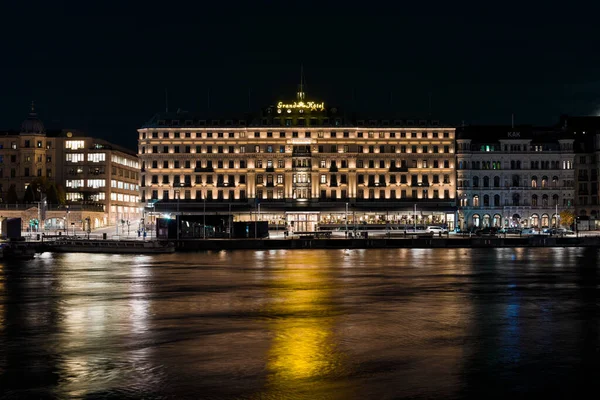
[345,202,349,237]
[414,203,417,231]
[175,189,180,241]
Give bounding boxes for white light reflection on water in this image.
[52,253,157,398]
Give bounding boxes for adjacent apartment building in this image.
[0,105,141,229]
[455,125,576,230]
[559,115,600,229]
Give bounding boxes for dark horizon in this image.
[2,2,600,151]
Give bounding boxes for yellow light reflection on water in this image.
[0,264,4,333]
[264,255,344,390]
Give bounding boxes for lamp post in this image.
[414,203,417,231]
[175,189,180,241]
[345,202,349,238]
[203,188,206,239]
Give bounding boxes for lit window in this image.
[66,153,84,163]
[65,140,85,150]
[87,153,106,162]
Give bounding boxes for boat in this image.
[49,239,176,254]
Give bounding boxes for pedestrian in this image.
[138,230,141,238]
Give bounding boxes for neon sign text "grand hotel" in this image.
[277,101,325,111]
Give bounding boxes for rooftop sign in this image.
[277,101,325,112]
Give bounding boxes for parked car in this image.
[499,227,522,235]
[550,228,575,235]
[521,228,538,235]
[426,226,448,234]
[475,227,499,236]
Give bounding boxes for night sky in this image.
[2,1,599,150]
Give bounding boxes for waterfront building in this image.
[0,105,141,230]
[57,130,141,228]
[456,125,575,230]
[138,86,457,233]
[559,115,600,229]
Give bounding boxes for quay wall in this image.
[174,236,600,251]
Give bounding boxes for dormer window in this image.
[171,120,179,126]
[185,120,193,126]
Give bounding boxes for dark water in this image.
[1,248,600,399]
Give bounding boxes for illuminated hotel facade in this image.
[138,89,457,232]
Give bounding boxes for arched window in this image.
[531,176,538,188]
[473,214,480,227]
[542,194,549,207]
[483,176,490,187]
[542,176,548,188]
[512,175,520,187]
[493,214,502,227]
[494,176,500,187]
[532,194,538,206]
[553,194,559,206]
[513,193,520,206]
[531,213,539,227]
[473,176,479,187]
[483,194,490,207]
[494,194,500,207]
[483,214,491,227]
[552,176,559,187]
[458,161,463,169]
[473,195,480,207]
[517,161,521,169]
[541,213,549,227]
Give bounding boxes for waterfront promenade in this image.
[14,230,600,253]
[13,225,600,253]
